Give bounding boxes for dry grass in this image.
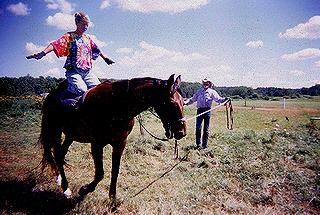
[0,97,319,214]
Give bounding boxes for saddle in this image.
[54,80,87,111]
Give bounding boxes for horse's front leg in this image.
[79,143,104,196]
[109,141,126,199]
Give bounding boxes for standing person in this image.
[27,12,114,96]
[184,77,229,149]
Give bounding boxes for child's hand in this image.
[26,51,46,60]
[104,58,115,65]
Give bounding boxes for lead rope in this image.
[183,99,233,130]
[225,100,233,130]
[136,99,233,142]
[131,149,190,198]
[131,100,233,198]
[174,139,178,159]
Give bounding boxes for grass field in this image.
[0,96,319,214]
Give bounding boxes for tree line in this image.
[0,76,319,99]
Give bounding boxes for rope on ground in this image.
[131,150,190,198]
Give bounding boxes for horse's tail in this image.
[39,92,62,172]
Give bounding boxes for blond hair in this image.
[75,12,90,24]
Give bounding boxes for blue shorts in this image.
[66,69,100,95]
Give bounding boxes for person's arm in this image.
[184,90,199,106]
[26,44,54,60]
[100,53,115,65]
[211,89,228,103]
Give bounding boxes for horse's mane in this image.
[102,77,163,84]
[99,77,167,95]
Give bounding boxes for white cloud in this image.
[44,68,62,77]
[289,70,305,76]
[44,0,75,14]
[316,60,320,67]
[119,41,209,67]
[45,12,75,30]
[112,41,214,82]
[243,71,289,88]
[45,0,59,10]
[279,16,320,40]
[116,0,209,13]
[171,52,209,62]
[45,12,95,30]
[245,40,264,48]
[281,48,320,60]
[100,0,111,10]
[183,65,235,86]
[91,66,107,77]
[116,48,133,53]
[87,34,109,47]
[7,2,30,16]
[25,42,43,53]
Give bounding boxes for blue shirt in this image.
[184,87,226,108]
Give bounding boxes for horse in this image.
[39,74,186,199]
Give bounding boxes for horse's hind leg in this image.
[79,143,104,196]
[55,136,73,197]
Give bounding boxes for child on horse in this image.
[27,12,114,96]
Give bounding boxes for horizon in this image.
[1,74,318,90]
[0,0,319,89]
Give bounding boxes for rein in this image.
[136,114,179,159]
[136,114,170,142]
[183,99,233,130]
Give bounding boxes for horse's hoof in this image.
[56,174,62,186]
[63,188,72,198]
[79,185,95,196]
[113,197,123,205]
[78,186,89,196]
[106,196,123,211]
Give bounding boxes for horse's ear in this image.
[175,75,181,88]
[169,74,181,96]
[167,74,175,86]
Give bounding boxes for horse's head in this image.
[154,75,186,140]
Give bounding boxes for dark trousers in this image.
[195,108,211,148]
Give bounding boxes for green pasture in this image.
[0,96,319,214]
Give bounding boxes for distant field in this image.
[0,96,319,214]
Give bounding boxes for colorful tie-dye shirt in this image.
[51,32,101,71]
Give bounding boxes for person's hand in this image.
[26,51,46,60]
[224,97,231,105]
[105,58,115,65]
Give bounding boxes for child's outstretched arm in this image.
[100,53,115,65]
[26,44,54,60]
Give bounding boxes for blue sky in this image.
[0,0,319,88]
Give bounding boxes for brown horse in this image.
[39,74,186,199]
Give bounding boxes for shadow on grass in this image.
[0,176,83,215]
